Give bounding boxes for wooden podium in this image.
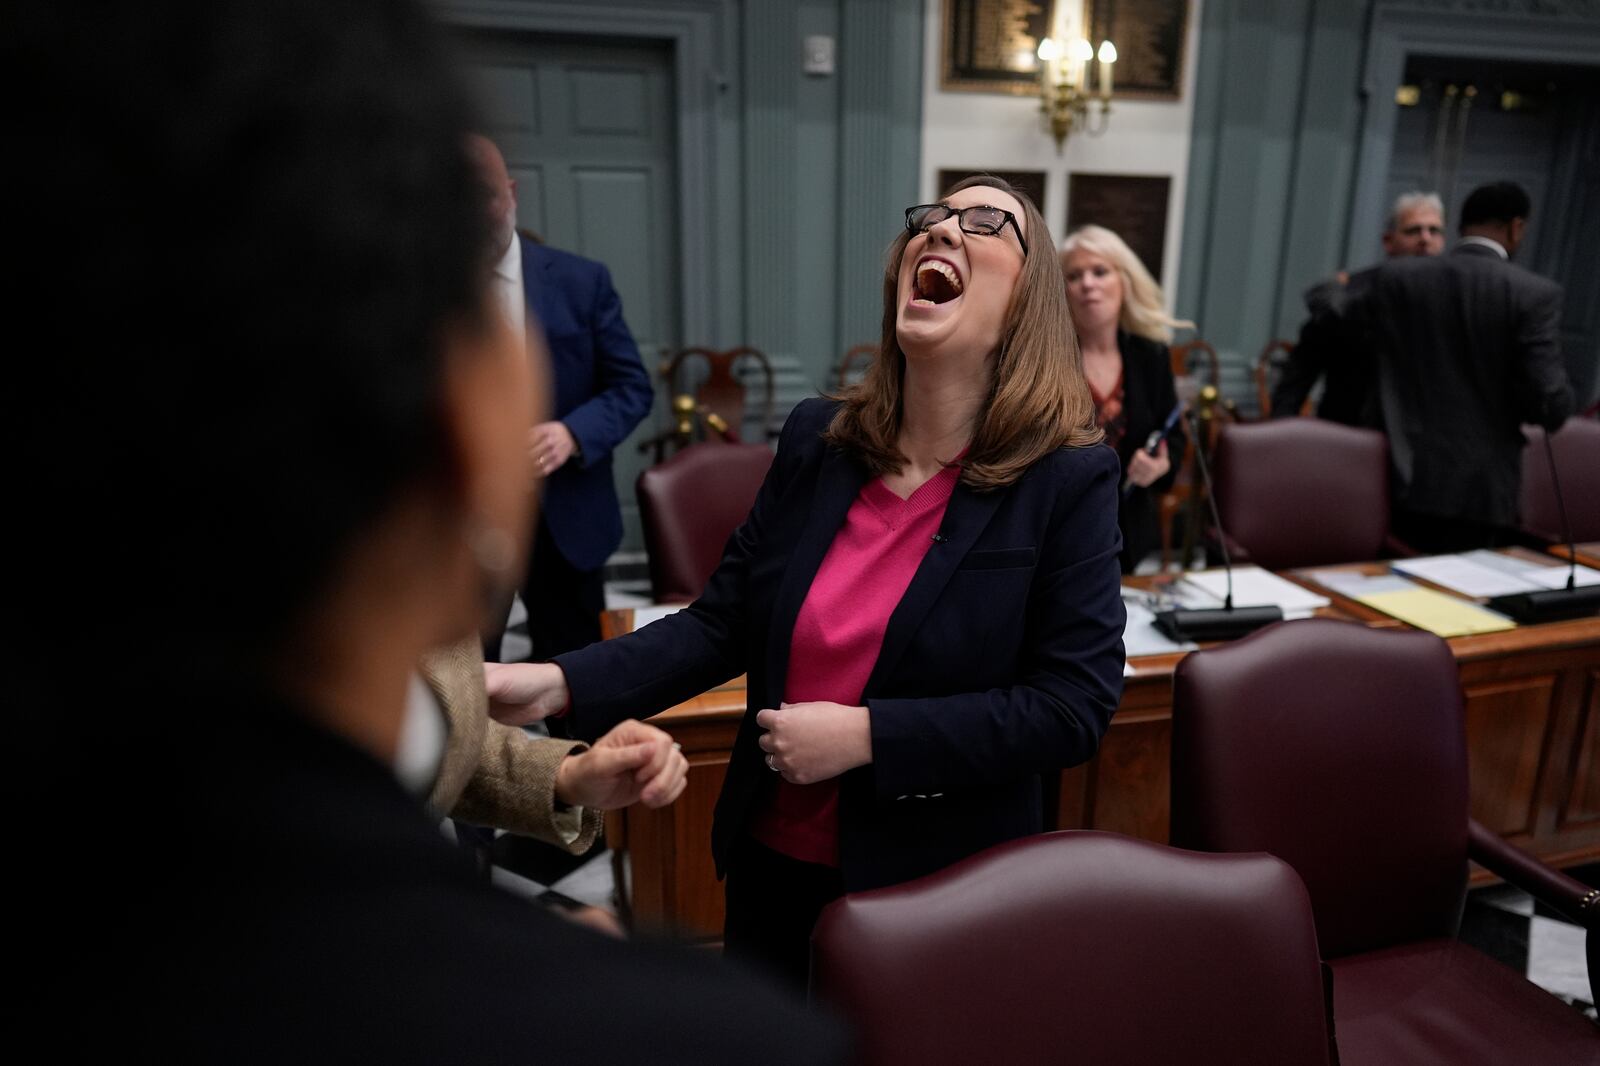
[601,549,1600,940]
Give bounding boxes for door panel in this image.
[461,33,680,557]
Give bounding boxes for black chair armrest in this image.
[1468,818,1598,931]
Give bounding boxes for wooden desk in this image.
[602,559,1600,938]
[1549,541,1600,570]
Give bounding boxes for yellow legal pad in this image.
[1356,587,1516,637]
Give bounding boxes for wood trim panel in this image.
[605,601,1600,934]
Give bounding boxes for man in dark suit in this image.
[468,136,654,662]
[1270,191,1446,424]
[1346,181,1574,552]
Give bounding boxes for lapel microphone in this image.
[931,533,949,543]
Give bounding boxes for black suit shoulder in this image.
[784,394,843,442]
[96,703,848,1066]
[1032,435,1122,487]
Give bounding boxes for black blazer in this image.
[1271,267,1382,428]
[557,398,1126,892]
[1345,243,1574,526]
[37,691,845,1063]
[1107,331,1182,573]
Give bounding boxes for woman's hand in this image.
[554,719,688,810]
[1125,438,1170,489]
[483,661,569,725]
[755,702,872,785]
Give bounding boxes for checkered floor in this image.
[1460,869,1597,1023]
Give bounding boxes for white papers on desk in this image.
[1307,570,1416,598]
[1176,567,1330,619]
[1391,551,1595,597]
[1121,596,1198,658]
[630,604,685,630]
[1526,562,1600,589]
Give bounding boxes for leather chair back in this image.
[1213,419,1390,569]
[637,441,772,603]
[812,831,1333,1066]
[1519,417,1600,543]
[1171,619,1469,959]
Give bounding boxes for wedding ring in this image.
[765,754,778,771]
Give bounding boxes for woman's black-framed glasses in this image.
[904,203,1028,256]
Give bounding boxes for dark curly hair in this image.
[10,0,492,671]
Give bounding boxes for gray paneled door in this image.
[460,32,680,556]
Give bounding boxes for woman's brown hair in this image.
[825,174,1101,490]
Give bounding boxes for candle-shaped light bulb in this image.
[1098,40,1116,98]
[1075,37,1096,88]
[1036,36,1058,93]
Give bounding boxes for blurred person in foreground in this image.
[1059,224,1191,574]
[7,1,844,1061]
[486,176,1126,988]
[1270,190,1447,424]
[1344,181,1573,553]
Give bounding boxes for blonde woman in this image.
[1061,224,1191,572]
[489,177,1126,986]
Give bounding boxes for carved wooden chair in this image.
[835,344,877,389]
[640,346,776,464]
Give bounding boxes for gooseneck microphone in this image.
[1485,427,1599,623]
[1153,412,1284,642]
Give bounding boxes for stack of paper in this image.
[1353,586,1515,637]
[1391,551,1598,598]
[630,604,685,629]
[1121,596,1198,658]
[1525,563,1600,589]
[1176,567,1331,619]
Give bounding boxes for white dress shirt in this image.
[1457,235,1509,259]
[492,234,526,340]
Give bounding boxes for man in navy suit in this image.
[469,136,654,661]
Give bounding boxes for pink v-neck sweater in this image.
[749,463,961,867]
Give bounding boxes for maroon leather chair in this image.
[1212,419,1397,569]
[1520,417,1600,544]
[1171,619,1600,1064]
[812,831,1335,1066]
[636,441,772,603]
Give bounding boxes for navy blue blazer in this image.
[557,399,1126,892]
[522,236,654,571]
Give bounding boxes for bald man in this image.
[468,136,654,664]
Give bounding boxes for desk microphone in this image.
[1122,402,1185,498]
[1485,427,1599,623]
[1153,411,1283,642]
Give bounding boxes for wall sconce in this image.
[1037,37,1115,153]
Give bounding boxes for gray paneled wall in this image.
[1177,0,1369,414]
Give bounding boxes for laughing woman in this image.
[487,175,1126,985]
